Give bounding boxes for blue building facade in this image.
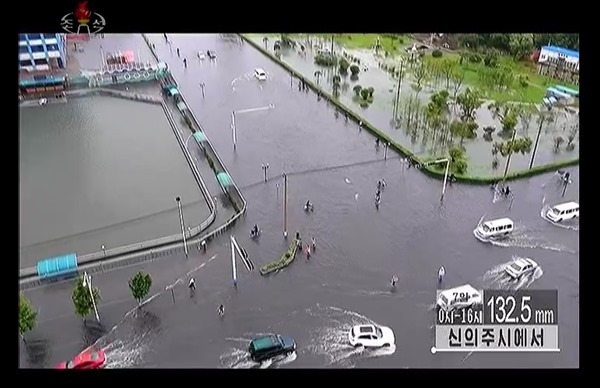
[19,33,67,72]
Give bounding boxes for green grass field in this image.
[421,52,579,103]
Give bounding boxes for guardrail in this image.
[20,36,248,287]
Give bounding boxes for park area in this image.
[246,33,579,178]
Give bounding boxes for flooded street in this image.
[20,34,578,368]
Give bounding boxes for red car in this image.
[57,348,106,369]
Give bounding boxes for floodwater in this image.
[19,95,210,268]
[246,35,579,176]
[20,34,578,369]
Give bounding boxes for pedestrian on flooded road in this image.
[306,244,311,260]
[183,58,187,67]
[312,237,316,251]
[189,277,196,290]
[176,48,180,57]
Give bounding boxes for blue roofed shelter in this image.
[537,45,579,85]
[36,253,78,279]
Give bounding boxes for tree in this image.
[449,119,478,144]
[508,33,534,60]
[530,110,555,169]
[262,37,269,50]
[339,58,350,75]
[72,276,101,320]
[519,107,534,133]
[493,136,533,178]
[439,59,455,90]
[332,75,341,97]
[129,271,153,305]
[412,61,429,98]
[456,88,483,121]
[19,294,37,343]
[489,101,522,135]
[314,70,322,85]
[349,64,360,81]
[449,69,466,102]
[353,84,362,96]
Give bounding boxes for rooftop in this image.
[541,45,579,59]
[483,217,514,227]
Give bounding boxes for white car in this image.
[505,257,538,279]
[348,324,395,348]
[254,68,267,81]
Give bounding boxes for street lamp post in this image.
[423,158,451,201]
[282,173,288,238]
[175,196,189,258]
[230,105,275,150]
[262,163,269,182]
[82,272,100,322]
[231,111,237,150]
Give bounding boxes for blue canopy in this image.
[216,172,234,187]
[193,131,207,142]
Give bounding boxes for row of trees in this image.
[19,271,153,342]
[455,34,579,59]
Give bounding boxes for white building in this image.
[538,45,579,72]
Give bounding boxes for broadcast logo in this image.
[60,2,106,34]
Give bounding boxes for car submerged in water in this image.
[348,324,395,348]
[505,257,539,279]
[248,334,296,362]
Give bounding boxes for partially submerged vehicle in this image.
[473,217,514,241]
[348,324,395,348]
[248,334,296,362]
[546,201,578,223]
[505,257,539,279]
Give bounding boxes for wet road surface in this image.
[20,34,579,368]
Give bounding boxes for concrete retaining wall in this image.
[19,87,217,281]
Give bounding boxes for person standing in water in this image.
[438,266,446,283]
[218,304,225,317]
[311,237,316,251]
[306,244,311,260]
[176,48,180,57]
[188,277,196,290]
[391,275,398,287]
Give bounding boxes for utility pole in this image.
[330,35,334,56]
[262,163,269,182]
[175,196,188,258]
[231,111,237,150]
[393,61,404,121]
[503,129,518,179]
[282,173,288,238]
[530,113,547,169]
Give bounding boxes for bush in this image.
[350,64,360,75]
[483,51,499,68]
[339,58,350,74]
[432,49,443,58]
[454,159,468,174]
[315,53,337,67]
[518,74,529,87]
[448,146,464,162]
[360,88,370,100]
[350,73,359,81]
[467,53,482,64]
[353,85,362,96]
[366,86,374,97]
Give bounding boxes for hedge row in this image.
[240,35,579,184]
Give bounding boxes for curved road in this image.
[20,34,579,368]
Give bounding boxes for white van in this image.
[473,217,513,241]
[546,201,578,222]
[437,284,482,312]
[254,68,267,81]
